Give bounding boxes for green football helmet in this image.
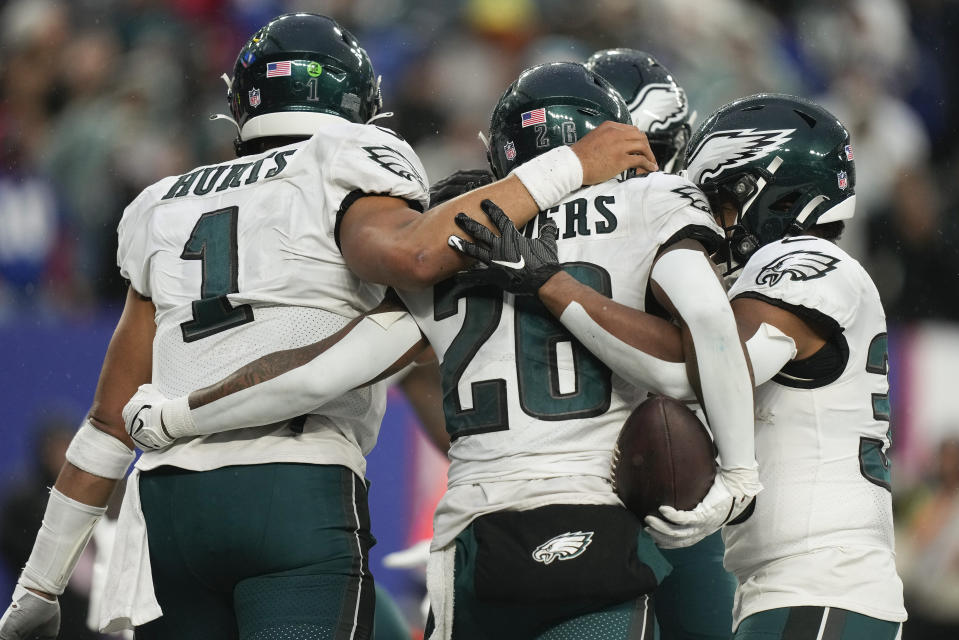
[228,13,381,155]
[487,62,632,179]
[684,93,856,266]
[585,48,691,173]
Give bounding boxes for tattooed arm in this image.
[122,294,428,450]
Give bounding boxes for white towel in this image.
[425,545,456,640]
[97,469,163,632]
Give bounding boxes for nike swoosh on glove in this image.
[448,199,562,295]
[644,466,762,549]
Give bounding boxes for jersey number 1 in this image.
[179,206,254,342]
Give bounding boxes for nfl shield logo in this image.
[837,170,848,190]
[505,141,516,161]
[248,88,261,108]
[844,144,854,161]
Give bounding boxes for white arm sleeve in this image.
[651,249,755,471]
[176,311,423,438]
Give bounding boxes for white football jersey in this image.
[117,117,429,478]
[723,236,906,626]
[398,172,723,546]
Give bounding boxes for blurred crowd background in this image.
[2,0,959,638]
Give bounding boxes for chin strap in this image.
[209,113,243,155]
[209,113,241,136]
[477,131,491,153]
[366,111,394,124]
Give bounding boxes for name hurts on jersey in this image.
[161,150,296,200]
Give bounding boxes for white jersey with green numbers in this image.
[398,171,723,547]
[723,236,906,627]
[116,116,429,479]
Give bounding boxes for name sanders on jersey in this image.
[521,195,619,240]
[161,149,297,200]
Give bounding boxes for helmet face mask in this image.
[646,124,690,174]
[486,62,632,179]
[228,13,381,155]
[585,49,691,173]
[685,93,856,269]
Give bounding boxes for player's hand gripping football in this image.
[123,383,176,450]
[0,585,60,640]
[644,466,762,549]
[571,121,658,183]
[448,199,562,295]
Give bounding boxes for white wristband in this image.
[511,145,583,210]
[20,488,106,595]
[65,420,135,480]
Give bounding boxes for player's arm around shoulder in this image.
[339,121,658,290]
[122,292,429,450]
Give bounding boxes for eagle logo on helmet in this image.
[628,83,688,133]
[686,128,795,184]
[756,250,840,286]
[531,531,594,565]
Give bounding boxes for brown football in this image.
[613,395,717,520]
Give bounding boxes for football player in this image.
[0,14,654,640]
[585,48,692,174]
[453,94,907,639]
[117,62,758,639]
[585,47,737,640]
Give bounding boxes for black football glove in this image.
[448,199,562,295]
[428,169,494,207]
